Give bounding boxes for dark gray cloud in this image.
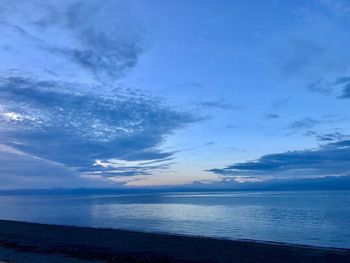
[307,76,350,98]
[86,160,175,178]
[290,115,347,136]
[0,144,89,188]
[340,84,350,98]
[265,113,279,120]
[335,76,350,84]
[0,76,197,179]
[304,130,349,142]
[265,5,350,100]
[0,1,202,187]
[0,144,73,178]
[0,0,144,81]
[305,78,332,95]
[271,98,289,109]
[198,99,238,111]
[271,14,350,81]
[335,78,350,98]
[317,132,349,142]
[226,147,246,152]
[208,140,350,179]
[288,118,319,130]
[57,1,143,81]
[204,141,215,146]
[279,39,327,77]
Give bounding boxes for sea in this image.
[0,190,349,249]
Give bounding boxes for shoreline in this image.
[0,219,349,263]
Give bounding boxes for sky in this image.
[0,0,350,189]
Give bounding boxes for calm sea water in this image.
[0,191,349,248]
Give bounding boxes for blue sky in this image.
[0,0,350,189]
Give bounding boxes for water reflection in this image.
[0,191,349,248]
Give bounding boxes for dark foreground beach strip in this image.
[0,220,349,263]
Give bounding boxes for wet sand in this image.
[0,219,349,263]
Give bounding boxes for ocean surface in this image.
[0,191,349,249]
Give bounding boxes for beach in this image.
[0,220,349,263]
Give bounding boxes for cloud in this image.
[304,130,349,142]
[309,75,350,98]
[0,144,84,189]
[0,1,203,188]
[189,175,350,190]
[340,84,350,98]
[334,76,350,84]
[302,75,350,98]
[304,78,332,95]
[286,115,345,133]
[265,113,279,120]
[198,99,238,111]
[317,132,349,141]
[278,39,328,77]
[333,76,350,98]
[208,140,350,180]
[57,1,144,81]
[271,98,289,109]
[87,158,175,178]
[0,0,144,81]
[261,1,350,100]
[0,76,197,182]
[274,22,350,80]
[288,118,319,130]
[318,0,350,16]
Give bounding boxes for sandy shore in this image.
[0,219,349,263]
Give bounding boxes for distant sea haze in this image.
[0,191,349,249]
